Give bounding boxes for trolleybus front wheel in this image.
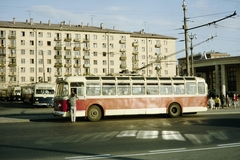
[168,103,181,118]
[87,105,102,122]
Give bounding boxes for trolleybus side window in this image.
[117,83,130,95]
[146,83,159,95]
[102,83,116,95]
[160,83,172,95]
[86,83,101,96]
[173,83,185,94]
[198,82,205,94]
[132,83,145,95]
[70,82,84,96]
[57,83,68,97]
[186,82,196,94]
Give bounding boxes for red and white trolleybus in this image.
[53,76,208,121]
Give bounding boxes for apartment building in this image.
[0,18,176,87]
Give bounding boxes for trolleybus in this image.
[53,76,208,122]
[22,83,55,107]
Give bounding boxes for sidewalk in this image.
[1,106,240,123]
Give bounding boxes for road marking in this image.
[162,130,185,141]
[65,143,240,160]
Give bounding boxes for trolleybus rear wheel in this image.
[87,105,102,122]
[168,103,181,118]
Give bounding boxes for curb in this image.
[0,117,30,123]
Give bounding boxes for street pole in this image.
[189,33,196,76]
[182,0,190,76]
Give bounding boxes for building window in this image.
[142,47,145,52]
[110,60,114,65]
[30,67,34,73]
[93,43,97,48]
[47,32,51,38]
[102,35,106,40]
[39,67,43,72]
[93,60,98,65]
[93,52,97,56]
[47,41,51,46]
[110,52,114,57]
[47,50,51,55]
[110,43,114,49]
[110,35,114,41]
[38,32,43,37]
[21,49,25,55]
[30,59,34,64]
[39,59,43,64]
[164,48,168,53]
[103,68,107,73]
[93,35,97,40]
[102,43,106,48]
[30,32,34,37]
[21,40,25,45]
[94,68,98,73]
[21,77,25,82]
[47,59,51,64]
[227,67,236,91]
[30,40,34,46]
[103,60,107,65]
[38,50,43,55]
[21,67,25,72]
[21,31,25,37]
[21,59,25,64]
[47,68,51,73]
[38,41,43,46]
[103,52,107,57]
[30,77,34,82]
[164,40,167,45]
[30,50,34,55]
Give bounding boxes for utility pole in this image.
[189,33,197,76]
[182,0,190,76]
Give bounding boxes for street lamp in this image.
[189,33,197,76]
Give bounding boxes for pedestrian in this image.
[226,94,230,109]
[215,95,220,110]
[233,93,238,109]
[220,93,225,108]
[208,97,215,110]
[69,93,78,122]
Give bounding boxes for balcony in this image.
[64,46,71,50]
[65,72,72,76]
[64,38,72,42]
[83,47,90,51]
[54,63,63,68]
[8,62,17,67]
[119,56,127,61]
[120,48,126,52]
[0,45,5,49]
[0,35,5,39]
[74,64,81,68]
[83,38,90,42]
[119,39,126,44]
[8,72,17,77]
[64,55,71,59]
[0,72,5,76]
[132,42,138,47]
[155,44,161,48]
[8,54,16,58]
[132,50,139,55]
[83,64,90,68]
[132,58,139,62]
[0,54,6,57]
[83,55,90,60]
[8,35,16,39]
[120,64,127,69]
[54,37,61,41]
[64,64,72,68]
[54,72,62,77]
[54,55,62,59]
[73,38,80,42]
[73,46,81,51]
[54,46,62,50]
[8,44,16,49]
[0,62,5,67]
[74,56,81,59]
[132,65,139,70]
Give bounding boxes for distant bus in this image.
[22,83,55,108]
[6,86,22,101]
[53,76,208,122]
[0,88,8,101]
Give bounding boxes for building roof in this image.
[0,18,177,39]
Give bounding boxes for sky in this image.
[0,0,240,58]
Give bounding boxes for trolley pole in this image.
[182,0,190,76]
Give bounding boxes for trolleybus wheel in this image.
[87,105,102,122]
[168,103,181,118]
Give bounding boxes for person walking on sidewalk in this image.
[226,94,231,109]
[69,93,78,122]
[215,95,220,110]
[220,93,225,108]
[233,93,239,109]
[208,97,215,110]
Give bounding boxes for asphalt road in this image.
[1,102,240,160]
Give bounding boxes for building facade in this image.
[0,18,176,88]
[178,51,240,97]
